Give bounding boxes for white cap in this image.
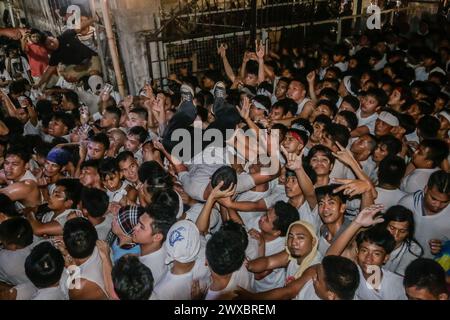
[88,75,104,94]
[165,220,200,264]
[378,111,399,127]
[438,110,450,123]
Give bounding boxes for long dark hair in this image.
[383,205,423,257]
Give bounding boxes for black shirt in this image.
[49,30,97,67]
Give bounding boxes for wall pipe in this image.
[100,0,125,97]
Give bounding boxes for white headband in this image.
[343,76,357,97]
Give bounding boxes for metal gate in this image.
[141,0,440,90]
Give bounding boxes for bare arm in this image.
[326,204,384,256]
[247,250,289,273]
[218,44,236,83]
[350,125,370,138]
[236,265,316,300]
[35,66,58,88]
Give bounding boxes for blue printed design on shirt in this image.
[169,227,186,246]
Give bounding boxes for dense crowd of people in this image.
[0,7,448,300]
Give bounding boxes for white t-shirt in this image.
[95,214,113,241]
[139,246,168,285]
[263,183,288,209]
[41,209,81,229]
[152,251,210,300]
[295,279,321,300]
[360,157,377,183]
[205,264,253,300]
[31,286,66,300]
[0,245,33,285]
[329,159,356,181]
[400,168,439,194]
[60,247,107,300]
[246,218,286,293]
[14,282,37,300]
[297,201,322,235]
[236,179,276,225]
[384,241,423,277]
[184,202,221,234]
[375,187,408,212]
[399,191,450,258]
[355,267,406,300]
[356,109,378,135]
[178,146,255,201]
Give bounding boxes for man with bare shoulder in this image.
[0,147,42,211]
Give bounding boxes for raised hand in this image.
[217,43,228,58]
[354,204,385,227]
[332,178,375,198]
[236,95,251,120]
[306,70,316,84]
[332,141,358,168]
[122,95,134,110]
[211,181,236,200]
[256,40,265,60]
[281,145,303,171]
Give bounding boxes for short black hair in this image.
[206,228,246,276]
[220,221,249,253]
[417,115,440,140]
[5,145,31,163]
[322,255,360,300]
[315,184,347,204]
[139,161,173,192]
[356,225,396,254]
[421,139,449,167]
[62,90,79,107]
[89,132,110,150]
[151,189,180,219]
[112,255,154,300]
[341,95,360,111]
[63,217,98,259]
[104,106,121,121]
[316,99,337,117]
[427,170,450,194]
[0,218,33,247]
[116,150,135,164]
[307,145,335,167]
[81,187,109,218]
[336,110,358,131]
[365,87,388,107]
[211,166,237,191]
[319,88,339,107]
[0,194,19,218]
[128,126,149,144]
[55,178,82,209]
[144,204,176,242]
[80,159,101,172]
[25,241,65,288]
[378,156,406,187]
[99,157,119,178]
[404,258,447,298]
[51,111,75,131]
[272,201,299,236]
[323,123,350,148]
[314,114,333,127]
[129,107,148,120]
[377,135,402,157]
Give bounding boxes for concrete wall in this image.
[109,0,161,95]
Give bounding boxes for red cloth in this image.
[26,43,49,77]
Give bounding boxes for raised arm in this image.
[196,181,235,235]
[256,40,265,84]
[326,204,384,256]
[218,44,236,83]
[281,146,317,209]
